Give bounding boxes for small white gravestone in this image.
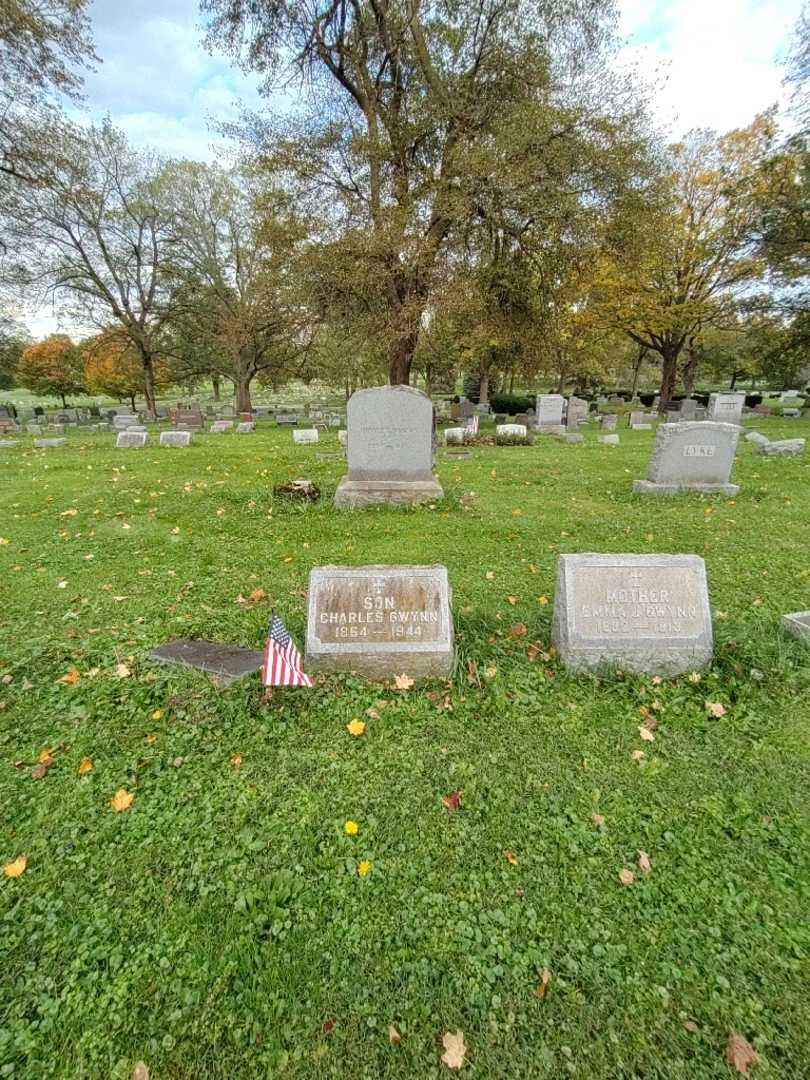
[305,564,453,679]
[552,553,713,675]
[335,385,442,508]
[293,428,319,444]
[535,394,565,433]
[209,420,233,433]
[745,431,769,446]
[160,430,191,448]
[116,431,147,449]
[633,421,741,495]
[496,424,527,437]
[34,438,66,448]
[444,427,466,445]
[599,434,620,445]
[236,422,255,433]
[338,429,347,446]
[27,423,42,435]
[707,391,745,424]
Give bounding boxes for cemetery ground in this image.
[2,419,810,1080]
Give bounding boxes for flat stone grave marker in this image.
[160,430,192,448]
[34,438,66,448]
[781,611,810,646]
[599,434,620,445]
[127,424,147,432]
[305,564,453,679]
[149,639,264,685]
[496,423,527,437]
[276,413,299,425]
[236,422,255,433]
[445,427,465,445]
[335,385,442,508]
[552,553,713,675]
[0,439,20,448]
[210,420,233,433]
[707,391,745,424]
[758,438,805,456]
[745,431,769,445]
[633,421,741,495]
[116,431,148,449]
[293,428,319,444]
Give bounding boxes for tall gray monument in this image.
[335,385,443,508]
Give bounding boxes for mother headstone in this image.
[335,385,442,508]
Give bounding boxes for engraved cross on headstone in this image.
[628,570,643,587]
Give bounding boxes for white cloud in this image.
[617,0,803,136]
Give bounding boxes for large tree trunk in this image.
[212,375,221,402]
[479,369,490,405]
[235,376,253,414]
[60,392,67,408]
[681,340,701,397]
[140,351,158,418]
[659,344,680,411]
[129,393,136,412]
[388,327,419,386]
[630,345,647,397]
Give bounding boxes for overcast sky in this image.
[26,0,803,337]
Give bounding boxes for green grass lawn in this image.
[1,419,809,1079]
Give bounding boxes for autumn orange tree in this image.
[592,115,775,408]
[17,333,84,405]
[82,329,172,410]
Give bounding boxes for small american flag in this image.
[464,414,479,435]
[262,614,313,687]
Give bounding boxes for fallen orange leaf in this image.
[503,848,519,865]
[442,788,463,812]
[4,855,26,878]
[726,1032,760,1076]
[388,1024,401,1044]
[78,757,93,775]
[535,968,552,998]
[111,788,134,812]
[61,668,81,685]
[230,753,243,768]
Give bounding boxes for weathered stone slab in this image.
[535,394,564,431]
[149,638,264,684]
[757,438,805,456]
[210,420,233,433]
[745,431,769,445]
[782,611,810,646]
[127,424,147,432]
[560,433,584,443]
[0,439,20,448]
[707,391,745,424]
[305,564,453,679]
[444,427,465,445]
[116,431,148,448]
[782,407,803,417]
[236,422,255,433]
[338,429,347,446]
[496,424,527,437]
[633,421,741,495]
[160,430,192,448]
[599,434,620,445]
[26,423,42,435]
[293,428,319,444]
[34,438,66,448]
[335,385,442,508]
[552,553,713,675]
[601,414,618,432]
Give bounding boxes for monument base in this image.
[633,479,739,496]
[534,424,565,435]
[334,477,444,509]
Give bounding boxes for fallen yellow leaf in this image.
[388,1024,401,1044]
[230,753,242,768]
[151,709,163,720]
[639,725,655,742]
[4,855,26,878]
[61,668,81,685]
[115,663,131,678]
[440,1029,466,1071]
[111,788,134,812]
[537,595,549,606]
[394,672,414,690]
[38,748,54,764]
[503,849,519,865]
[619,867,635,885]
[535,968,552,998]
[78,757,93,775]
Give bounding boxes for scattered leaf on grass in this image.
[38,749,53,764]
[4,855,26,878]
[230,753,242,768]
[249,588,266,602]
[726,1032,760,1076]
[509,622,528,638]
[506,595,519,605]
[320,1019,335,1035]
[639,726,655,742]
[441,1030,466,1071]
[365,706,380,719]
[394,672,414,690]
[32,762,50,780]
[144,734,157,744]
[388,1024,401,1044]
[442,789,463,812]
[485,571,495,580]
[131,1062,149,1080]
[346,719,365,737]
[151,709,163,720]
[631,750,645,762]
[592,813,606,827]
[115,663,131,678]
[706,701,727,717]
[111,788,134,812]
[619,868,635,886]
[637,850,652,874]
[78,757,93,775]
[503,849,519,865]
[537,595,549,606]
[684,1021,700,1033]
[535,969,552,998]
[61,668,81,684]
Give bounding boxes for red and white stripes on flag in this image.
[262,614,313,687]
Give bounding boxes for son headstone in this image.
[305,564,453,679]
[335,385,442,508]
[552,552,713,675]
[633,421,741,495]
